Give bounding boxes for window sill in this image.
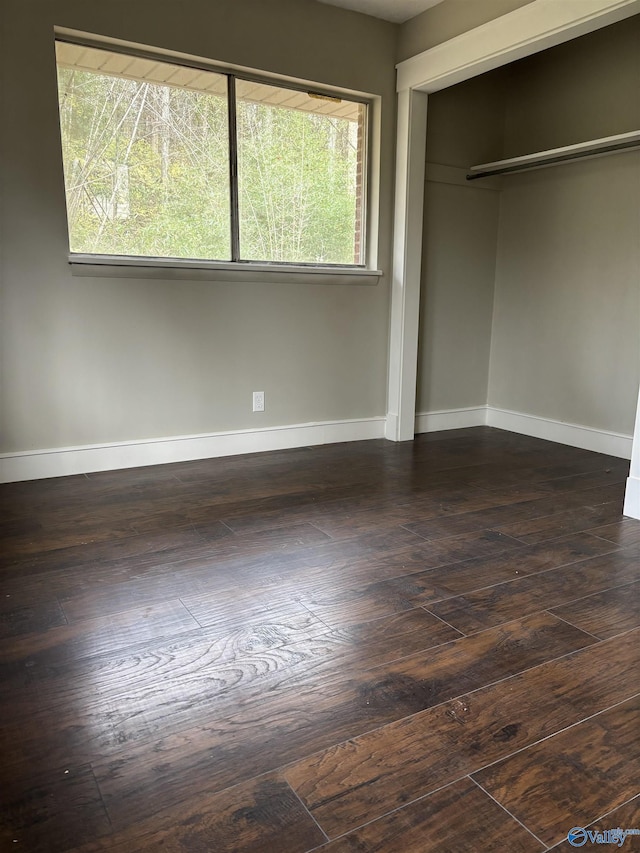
[69,254,383,285]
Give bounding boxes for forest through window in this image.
[55,41,368,266]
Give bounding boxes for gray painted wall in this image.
[502,16,640,157]
[397,0,536,63]
[489,18,640,435]
[418,179,500,413]
[0,0,396,453]
[489,154,640,434]
[417,71,505,414]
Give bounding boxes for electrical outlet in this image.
[252,391,265,412]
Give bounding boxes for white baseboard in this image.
[0,417,386,483]
[415,406,487,433]
[1,406,633,483]
[487,406,633,460]
[414,404,633,460]
[623,476,640,519]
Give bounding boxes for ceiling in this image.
[316,0,445,23]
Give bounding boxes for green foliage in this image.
[57,66,362,264]
[238,102,358,264]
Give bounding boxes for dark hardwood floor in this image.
[0,426,638,852]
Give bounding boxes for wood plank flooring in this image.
[0,427,638,852]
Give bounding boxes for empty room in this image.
[1,0,639,851]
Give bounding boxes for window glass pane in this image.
[56,43,231,260]
[236,79,366,265]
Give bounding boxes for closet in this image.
[416,15,640,472]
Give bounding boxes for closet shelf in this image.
[467,130,640,180]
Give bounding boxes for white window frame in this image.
[54,29,383,283]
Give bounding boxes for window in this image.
[55,40,369,268]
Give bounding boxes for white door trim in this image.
[396,0,640,94]
[386,88,428,441]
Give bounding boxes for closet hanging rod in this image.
[467,130,640,180]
